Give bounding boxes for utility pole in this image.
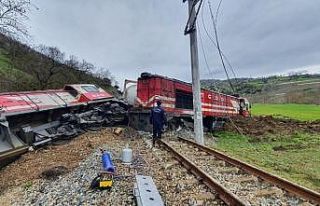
[184,0,204,145]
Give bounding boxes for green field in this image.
[211,131,320,192]
[251,103,320,121]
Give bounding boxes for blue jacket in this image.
[150,106,167,127]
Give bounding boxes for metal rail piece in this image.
[178,137,320,204]
[159,140,247,206]
[134,175,164,206]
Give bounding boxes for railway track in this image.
[147,140,227,205]
[159,137,320,206]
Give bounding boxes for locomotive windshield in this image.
[82,85,99,92]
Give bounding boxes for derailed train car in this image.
[0,84,127,167]
[1,73,250,167]
[126,73,250,131]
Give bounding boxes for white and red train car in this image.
[0,84,112,117]
[126,73,250,130]
[0,84,117,165]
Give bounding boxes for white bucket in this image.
[122,147,133,164]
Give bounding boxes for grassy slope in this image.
[202,74,320,104]
[0,52,31,76]
[252,104,320,121]
[0,51,36,91]
[0,38,117,94]
[212,131,320,192]
[0,50,11,70]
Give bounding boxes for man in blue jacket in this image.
[150,100,167,147]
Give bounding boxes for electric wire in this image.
[215,0,223,23]
[199,0,251,134]
[208,0,235,93]
[198,0,235,119]
[212,0,238,82]
[198,27,217,90]
[199,26,228,117]
[184,0,197,34]
[208,0,251,134]
[200,0,238,89]
[184,0,204,35]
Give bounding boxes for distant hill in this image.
[201,74,320,104]
[0,33,117,94]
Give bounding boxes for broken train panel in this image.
[0,84,128,168]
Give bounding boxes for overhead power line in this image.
[207,0,235,93]
[215,0,223,23]
[184,0,204,35]
[198,27,217,90]
[200,0,238,85]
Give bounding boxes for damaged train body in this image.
[1,73,250,168]
[0,84,127,167]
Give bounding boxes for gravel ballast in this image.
[1,128,226,205]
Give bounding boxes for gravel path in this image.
[14,147,137,206]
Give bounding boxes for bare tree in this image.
[95,67,113,85]
[0,0,31,38]
[32,45,65,89]
[65,55,80,69]
[95,67,111,79]
[79,60,94,73]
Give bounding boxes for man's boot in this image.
[152,137,156,148]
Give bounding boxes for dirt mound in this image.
[224,116,320,138]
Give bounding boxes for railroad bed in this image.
[160,137,320,206]
[0,128,227,206]
[149,142,226,205]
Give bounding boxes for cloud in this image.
[27,0,320,86]
[282,64,320,75]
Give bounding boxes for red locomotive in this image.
[126,73,250,131]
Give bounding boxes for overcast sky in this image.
[27,0,320,86]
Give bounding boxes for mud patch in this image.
[41,166,68,180]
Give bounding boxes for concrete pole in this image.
[187,0,204,145]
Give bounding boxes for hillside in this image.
[0,34,117,94]
[201,74,320,104]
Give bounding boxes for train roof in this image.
[0,84,98,95]
[139,73,242,99]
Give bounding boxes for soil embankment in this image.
[224,116,320,138]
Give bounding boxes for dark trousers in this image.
[152,124,162,147]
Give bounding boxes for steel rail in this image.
[159,139,247,206]
[178,137,320,204]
